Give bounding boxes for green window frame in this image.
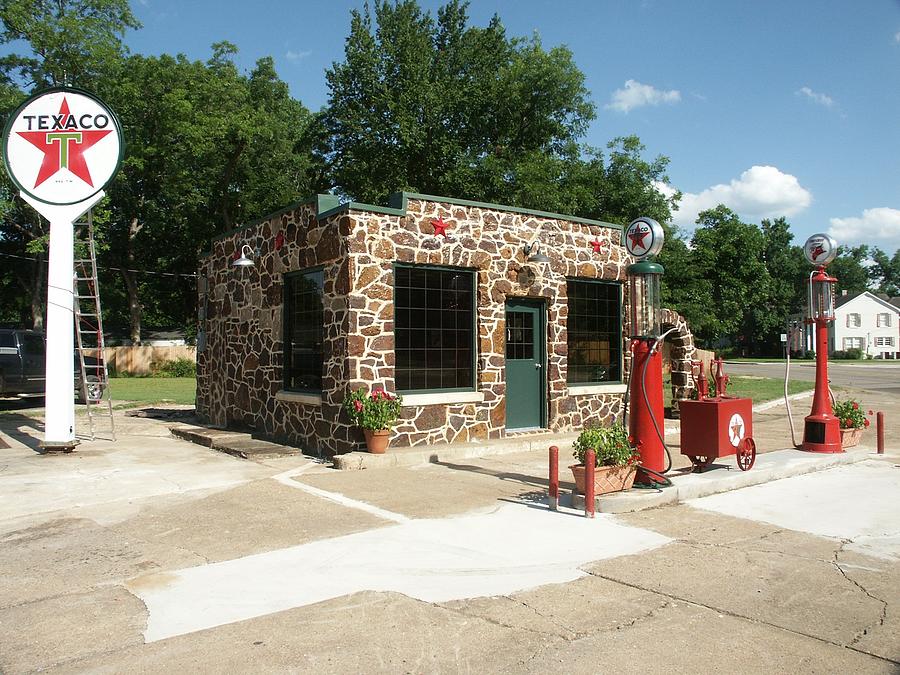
[283,268,324,392]
[394,264,476,393]
[566,279,623,384]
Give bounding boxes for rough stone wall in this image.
[196,203,352,455]
[341,198,629,450]
[197,195,633,456]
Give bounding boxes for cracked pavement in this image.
[0,395,898,673]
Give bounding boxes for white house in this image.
[831,291,899,359]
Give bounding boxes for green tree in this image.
[870,247,900,297]
[96,47,314,342]
[318,0,594,207]
[688,206,771,351]
[758,217,805,354]
[0,0,139,88]
[828,245,871,296]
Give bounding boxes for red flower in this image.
[353,400,363,412]
[864,418,870,428]
[852,402,859,410]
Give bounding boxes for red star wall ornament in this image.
[16,98,112,188]
[274,231,285,251]
[431,216,450,238]
[590,238,606,254]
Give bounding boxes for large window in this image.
[875,336,894,347]
[847,313,861,328]
[284,269,324,392]
[843,337,863,350]
[567,279,622,384]
[877,313,891,328]
[394,265,475,392]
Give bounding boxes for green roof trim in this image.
[200,190,624,259]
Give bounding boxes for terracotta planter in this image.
[363,428,391,454]
[840,427,863,449]
[570,463,637,495]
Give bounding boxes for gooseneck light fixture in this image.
[523,241,551,264]
[232,244,256,267]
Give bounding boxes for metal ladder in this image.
[73,210,116,441]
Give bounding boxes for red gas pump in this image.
[624,217,669,487]
[801,234,842,453]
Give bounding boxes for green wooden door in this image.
[505,299,546,430]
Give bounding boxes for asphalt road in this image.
[726,361,900,395]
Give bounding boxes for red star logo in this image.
[810,244,825,261]
[431,216,450,237]
[731,420,743,440]
[16,98,112,188]
[628,227,649,252]
[590,239,605,253]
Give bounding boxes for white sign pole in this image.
[3,87,122,451]
[22,191,105,448]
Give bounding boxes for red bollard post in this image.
[584,449,596,518]
[549,446,559,511]
[877,412,885,455]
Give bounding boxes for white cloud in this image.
[285,50,311,62]
[796,86,835,108]
[829,208,900,251]
[606,80,681,113]
[660,165,813,228]
[894,31,900,43]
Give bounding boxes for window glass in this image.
[394,265,474,391]
[283,270,324,392]
[567,280,622,383]
[0,332,14,348]
[22,334,45,355]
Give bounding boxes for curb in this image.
[570,446,874,515]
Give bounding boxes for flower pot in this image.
[363,428,391,454]
[840,427,863,449]
[570,463,637,495]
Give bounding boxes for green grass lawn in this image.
[664,375,813,408]
[108,377,196,406]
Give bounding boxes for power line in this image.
[0,251,198,279]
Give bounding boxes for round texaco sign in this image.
[2,87,123,206]
[802,233,838,266]
[624,217,664,260]
[728,413,746,447]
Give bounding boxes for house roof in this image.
[891,297,900,309]
[834,290,900,314]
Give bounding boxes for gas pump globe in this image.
[801,233,842,453]
[624,217,666,485]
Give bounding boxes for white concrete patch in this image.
[272,467,411,523]
[687,460,900,560]
[130,502,671,642]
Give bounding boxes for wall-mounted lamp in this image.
[523,241,551,264]
[232,244,256,267]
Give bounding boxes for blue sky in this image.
[125,0,900,252]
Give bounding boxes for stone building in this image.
[196,192,693,456]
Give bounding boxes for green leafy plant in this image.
[153,358,197,378]
[833,398,872,430]
[343,386,403,431]
[572,424,639,467]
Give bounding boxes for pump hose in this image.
[785,344,799,448]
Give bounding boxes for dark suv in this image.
[0,329,99,401]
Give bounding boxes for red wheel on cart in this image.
[690,456,713,473]
[736,437,756,471]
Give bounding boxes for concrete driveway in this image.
[0,397,898,673]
